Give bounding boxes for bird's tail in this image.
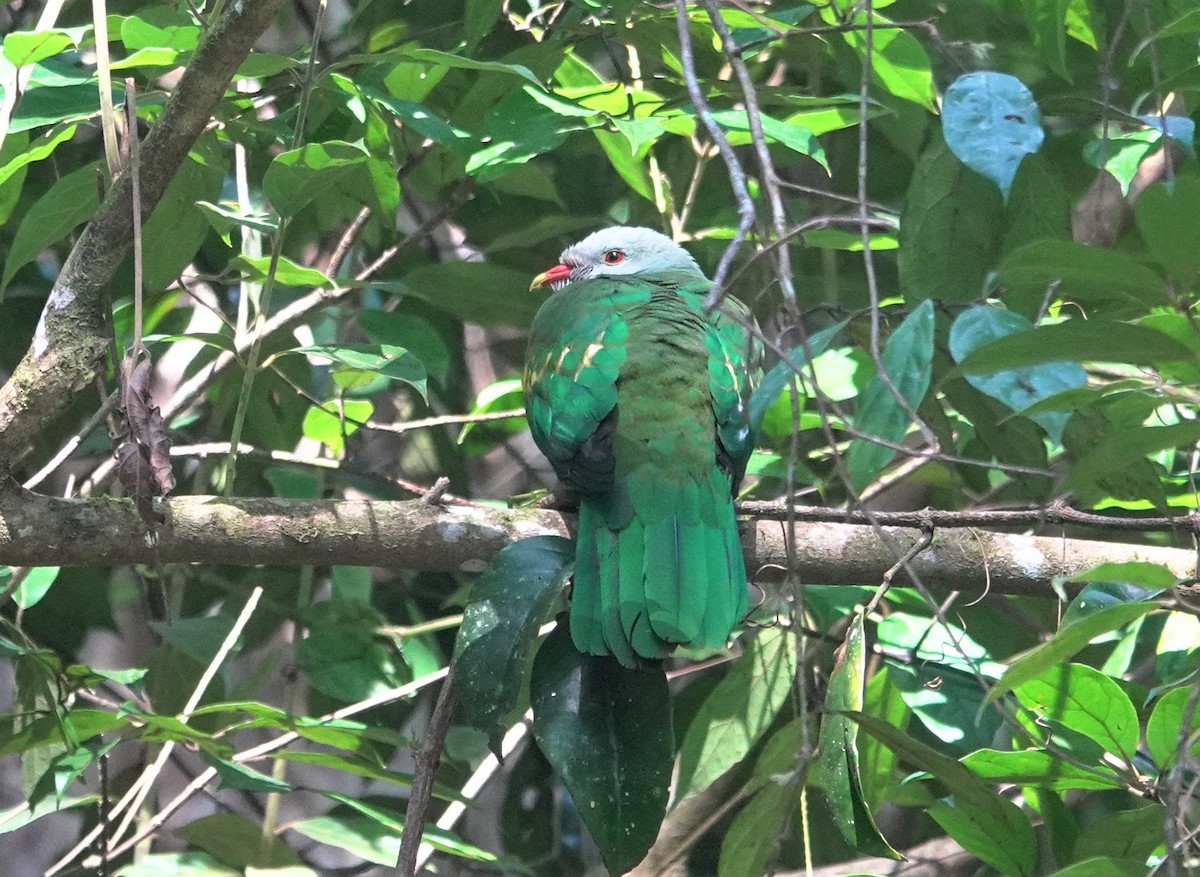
[569,469,748,667]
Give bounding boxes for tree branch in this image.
[0,0,290,463]
[0,483,1195,600]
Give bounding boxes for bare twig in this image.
[396,670,459,875]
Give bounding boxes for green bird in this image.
[524,227,760,667]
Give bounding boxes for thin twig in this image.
[396,669,459,875]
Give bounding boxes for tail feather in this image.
[569,471,747,666]
[569,501,608,656]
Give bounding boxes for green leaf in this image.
[927,796,1037,877]
[398,47,542,87]
[749,323,847,431]
[717,782,795,877]
[898,138,1001,302]
[365,91,474,157]
[1022,0,1070,79]
[530,626,673,876]
[3,28,89,67]
[1044,859,1149,877]
[13,566,60,610]
[292,344,428,400]
[839,14,935,110]
[301,400,374,456]
[949,306,1085,442]
[263,141,394,218]
[453,536,572,755]
[1071,804,1167,864]
[845,300,935,490]
[0,123,76,193]
[467,88,590,180]
[709,110,828,171]
[141,141,225,293]
[0,794,98,835]
[296,599,403,700]
[119,7,201,50]
[457,378,526,453]
[1013,663,1139,761]
[1145,685,1200,770]
[202,753,291,793]
[957,320,1195,373]
[996,239,1167,304]
[816,611,902,858]
[2,161,101,293]
[316,793,496,859]
[331,566,372,605]
[942,72,1044,197]
[1067,422,1200,502]
[232,255,331,288]
[986,602,1160,705]
[174,814,303,869]
[677,626,797,798]
[10,81,121,131]
[195,200,279,246]
[962,747,1125,790]
[1134,177,1200,288]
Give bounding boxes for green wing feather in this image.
[524,277,759,667]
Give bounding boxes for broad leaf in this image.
[453,536,572,755]
[942,71,1044,197]
[530,626,672,876]
[677,626,796,798]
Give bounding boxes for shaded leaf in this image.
[530,626,672,876]
[1013,663,1140,761]
[453,536,572,754]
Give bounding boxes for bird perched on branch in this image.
[524,227,760,667]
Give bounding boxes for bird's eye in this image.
[602,249,624,265]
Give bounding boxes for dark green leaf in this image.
[201,753,291,793]
[296,601,404,701]
[898,138,1001,301]
[530,626,672,876]
[395,262,549,327]
[111,852,239,876]
[291,344,428,399]
[453,536,572,754]
[1071,804,1167,864]
[1145,685,1200,770]
[1134,176,1200,287]
[263,141,394,218]
[2,161,101,293]
[927,796,1037,877]
[717,782,795,877]
[996,240,1167,304]
[749,321,847,431]
[957,320,1195,373]
[174,813,302,869]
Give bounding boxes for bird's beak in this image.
[530,263,572,290]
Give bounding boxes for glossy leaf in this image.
[2,161,101,293]
[942,72,1044,197]
[815,611,901,858]
[453,536,572,755]
[530,626,672,876]
[845,300,935,490]
[928,796,1037,877]
[13,566,60,610]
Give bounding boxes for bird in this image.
[523,226,759,667]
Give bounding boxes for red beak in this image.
[530,263,572,290]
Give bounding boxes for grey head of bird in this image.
[529,226,706,291]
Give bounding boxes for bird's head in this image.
[529,226,705,291]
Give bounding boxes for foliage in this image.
[0,0,1199,875]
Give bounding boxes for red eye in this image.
[602,249,624,265]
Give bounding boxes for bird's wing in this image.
[705,293,761,483]
[523,279,647,493]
